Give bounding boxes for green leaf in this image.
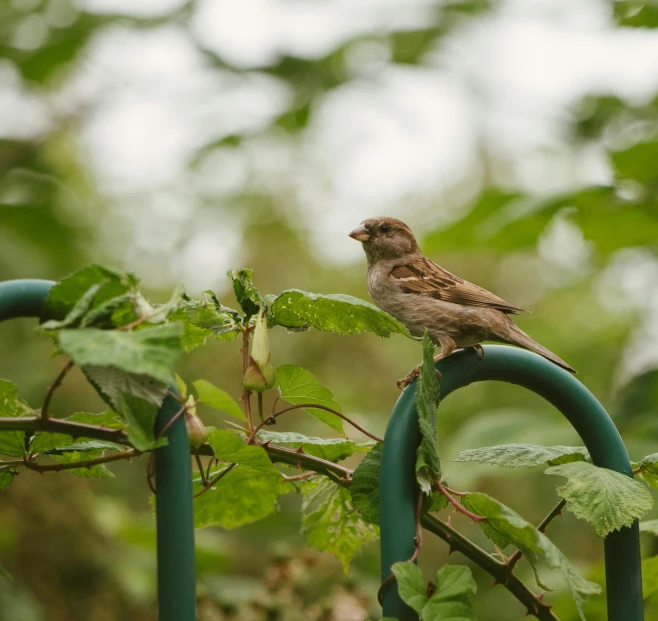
[256,430,375,462]
[391,562,477,621]
[147,283,185,323]
[81,294,134,328]
[453,444,590,468]
[58,324,183,385]
[82,366,169,412]
[270,289,410,337]
[42,264,134,323]
[228,268,265,318]
[351,443,383,524]
[119,393,167,452]
[640,520,658,536]
[274,365,345,435]
[193,465,283,529]
[463,492,601,618]
[175,373,187,400]
[415,334,441,494]
[40,281,106,330]
[545,462,653,537]
[0,379,33,457]
[635,453,658,488]
[391,561,427,614]
[193,380,245,421]
[207,430,277,472]
[66,411,123,428]
[642,556,658,601]
[0,472,16,491]
[301,478,378,572]
[51,449,115,478]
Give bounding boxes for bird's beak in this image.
[348,225,370,242]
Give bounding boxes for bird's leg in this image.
[397,336,455,390]
[471,344,485,359]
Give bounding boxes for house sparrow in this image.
[349,217,576,388]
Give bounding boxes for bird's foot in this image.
[397,366,443,390]
[472,344,485,360]
[397,366,420,390]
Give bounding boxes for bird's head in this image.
[349,217,420,263]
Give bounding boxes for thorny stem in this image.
[506,499,568,573]
[247,403,383,444]
[435,479,486,522]
[421,513,559,621]
[156,403,188,439]
[0,416,129,445]
[23,449,137,473]
[41,360,74,421]
[282,471,315,483]
[194,463,236,498]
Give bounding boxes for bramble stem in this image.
[506,499,567,572]
[247,403,383,444]
[421,513,558,620]
[0,416,129,444]
[193,449,207,487]
[41,360,74,421]
[194,463,236,498]
[257,392,264,422]
[436,480,486,522]
[24,449,136,473]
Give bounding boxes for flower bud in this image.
[185,396,208,448]
[243,308,275,391]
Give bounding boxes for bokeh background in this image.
[1,0,658,619]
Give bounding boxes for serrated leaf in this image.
[351,443,383,524]
[256,430,375,462]
[391,562,477,621]
[40,281,106,330]
[635,453,658,488]
[147,283,185,323]
[67,411,123,428]
[0,472,16,491]
[275,365,344,435]
[42,264,134,322]
[51,449,115,478]
[193,380,245,421]
[545,461,653,537]
[207,430,277,472]
[83,366,169,412]
[81,294,134,327]
[119,393,167,452]
[463,492,601,619]
[642,556,658,600]
[301,478,378,572]
[270,289,411,338]
[193,465,283,529]
[0,380,33,457]
[58,324,182,385]
[415,334,441,494]
[453,444,590,468]
[228,268,265,318]
[640,520,658,536]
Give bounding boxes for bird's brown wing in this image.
[390,257,526,315]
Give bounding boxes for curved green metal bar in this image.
[380,344,643,621]
[0,279,197,621]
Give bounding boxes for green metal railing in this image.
[380,344,643,621]
[0,280,197,621]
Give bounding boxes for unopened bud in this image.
[185,396,208,448]
[243,308,275,391]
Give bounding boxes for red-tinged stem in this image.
[24,449,136,473]
[436,480,487,522]
[156,403,187,439]
[247,403,383,444]
[193,449,208,487]
[41,360,74,421]
[282,472,315,483]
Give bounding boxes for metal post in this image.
[380,344,643,621]
[0,279,197,621]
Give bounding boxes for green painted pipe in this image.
[380,344,643,621]
[0,279,197,621]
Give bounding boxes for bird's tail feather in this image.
[499,323,576,374]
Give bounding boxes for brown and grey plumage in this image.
[349,216,575,387]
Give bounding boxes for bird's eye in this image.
[380,224,391,233]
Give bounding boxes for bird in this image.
[348,216,576,388]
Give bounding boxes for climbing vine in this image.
[1,264,657,620]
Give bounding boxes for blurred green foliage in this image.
[0,0,658,620]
